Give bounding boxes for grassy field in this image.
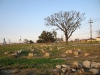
[0,42,100,75]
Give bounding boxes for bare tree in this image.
[44,11,85,44]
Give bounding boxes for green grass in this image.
[0,43,100,74]
[0,57,64,69]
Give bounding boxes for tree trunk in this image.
[65,33,68,45]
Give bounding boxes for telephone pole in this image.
[89,18,93,44]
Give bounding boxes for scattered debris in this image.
[55,60,100,75]
[28,53,34,57]
[44,52,50,57]
[66,50,73,54]
[84,53,89,56]
[89,68,99,75]
[83,60,91,68]
[56,65,62,69]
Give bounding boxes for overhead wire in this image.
[71,18,100,38]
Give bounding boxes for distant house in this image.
[80,39,87,43]
[87,38,96,42]
[95,37,100,41]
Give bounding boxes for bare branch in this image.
[44,11,85,44]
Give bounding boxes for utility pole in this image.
[88,18,93,44]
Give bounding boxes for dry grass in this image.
[0,42,100,75]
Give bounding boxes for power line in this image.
[80,18,100,29]
[73,30,98,36]
[72,18,99,41]
[92,18,100,23]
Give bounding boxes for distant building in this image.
[95,37,100,41]
[87,38,96,42]
[80,39,87,43]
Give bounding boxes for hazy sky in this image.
[0,0,100,43]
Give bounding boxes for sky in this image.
[0,0,100,43]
